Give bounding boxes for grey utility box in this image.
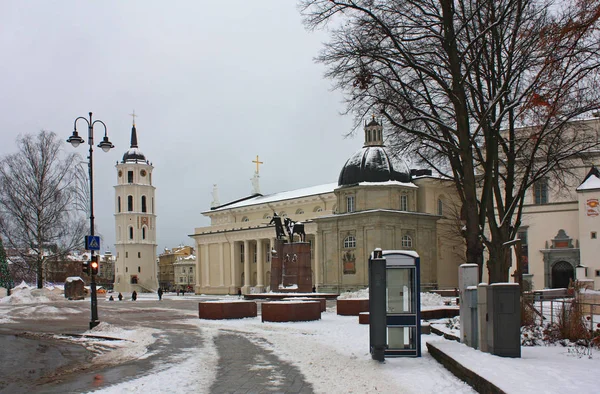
[486,283,521,358]
[464,287,478,349]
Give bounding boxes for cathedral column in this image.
[314,234,321,291]
[256,239,264,292]
[229,241,237,293]
[219,242,225,287]
[195,243,202,293]
[242,239,251,294]
[204,244,210,287]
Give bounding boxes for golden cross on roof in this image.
[252,155,264,174]
[130,110,138,126]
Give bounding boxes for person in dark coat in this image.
[118,292,123,301]
[237,288,242,298]
[132,290,137,301]
[109,295,114,301]
[158,288,163,301]
[181,288,185,296]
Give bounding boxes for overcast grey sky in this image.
[0,1,361,253]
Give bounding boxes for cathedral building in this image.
[191,119,464,295]
[113,120,158,293]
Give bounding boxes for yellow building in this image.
[191,120,464,295]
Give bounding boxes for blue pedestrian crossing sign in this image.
[85,235,101,251]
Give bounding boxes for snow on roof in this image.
[66,276,84,282]
[207,183,339,213]
[357,180,417,188]
[577,173,600,191]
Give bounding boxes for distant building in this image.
[158,245,194,290]
[173,254,197,291]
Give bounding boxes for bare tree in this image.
[0,131,87,288]
[300,0,600,282]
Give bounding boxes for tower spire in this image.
[129,111,138,148]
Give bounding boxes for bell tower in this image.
[113,114,158,292]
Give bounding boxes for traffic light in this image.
[90,256,99,275]
[82,261,90,275]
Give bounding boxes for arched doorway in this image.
[551,261,574,289]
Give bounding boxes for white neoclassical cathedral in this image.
[191,119,465,295]
[113,120,158,293]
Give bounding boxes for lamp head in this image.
[98,136,114,152]
[66,130,84,148]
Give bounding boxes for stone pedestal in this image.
[270,240,312,293]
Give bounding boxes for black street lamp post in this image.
[67,112,114,329]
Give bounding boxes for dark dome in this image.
[338,146,410,186]
[122,147,146,163]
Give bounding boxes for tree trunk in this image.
[37,259,43,289]
[487,245,511,283]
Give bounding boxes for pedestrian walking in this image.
[109,295,114,301]
[177,289,180,296]
[118,292,123,301]
[237,288,242,299]
[181,288,185,296]
[158,288,163,301]
[132,290,137,301]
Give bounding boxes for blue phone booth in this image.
[369,249,421,360]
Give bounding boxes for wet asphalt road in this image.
[0,297,206,393]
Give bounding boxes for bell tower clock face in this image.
[118,170,123,177]
[140,169,147,177]
[141,216,149,226]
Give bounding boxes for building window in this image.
[126,266,128,272]
[592,232,597,239]
[518,229,529,274]
[129,226,134,240]
[128,171,134,183]
[138,266,141,273]
[118,196,121,212]
[344,235,356,248]
[125,252,128,258]
[596,270,600,277]
[296,209,304,215]
[253,247,257,263]
[534,179,548,204]
[242,216,249,222]
[189,267,193,273]
[152,198,154,213]
[142,226,146,240]
[401,235,413,248]
[128,195,133,211]
[347,196,355,213]
[138,252,141,258]
[314,206,323,212]
[240,243,245,263]
[280,211,287,218]
[437,198,444,216]
[400,194,408,211]
[141,196,147,213]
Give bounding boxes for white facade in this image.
[113,124,158,292]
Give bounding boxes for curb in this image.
[426,342,506,394]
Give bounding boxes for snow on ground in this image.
[2,286,600,393]
[93,325,219,394]
[0,285,64,304]
[431,339,600,393]
[65,322,162,365]
[178,313,473,394]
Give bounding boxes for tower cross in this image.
[252,155,264,174]
[130,110,138,126]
